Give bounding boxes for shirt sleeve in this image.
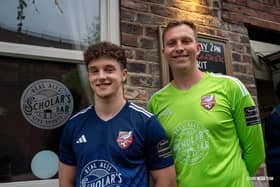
[59,120,77,166]
[147,97,154,114]
[230,78,265,176]
[147,95,159,116]
[144,116,174,170]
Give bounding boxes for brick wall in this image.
[120,0,280,186]
[120,0,279,103]
[223,0,280,31]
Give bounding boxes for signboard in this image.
[20,79,74,129]
[197,34,232,75]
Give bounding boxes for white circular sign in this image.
[31,150,59,179]
[20,79,74,129]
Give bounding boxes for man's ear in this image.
[196,43,202,56]
[122,68,128,82]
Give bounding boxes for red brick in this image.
[148,63,160,75]
[128,74,153,87]
[121,22,143,35]
[247,0,266,12]
[168,0,210,14]
[230,42,245,53]
[141,0,165,3]
[121,34,138,47]
[127,62,146,73]
[223,0,246,5]
[232,52,241,62]
[145,27,158,38]
[150,5,177,18]
[242,55,253,63]
[136,13,166,24]
[140,37,157,49]
[121,9,137,22]
[240,35,249,43]
[121,0,149,12]
[228,33,241,42]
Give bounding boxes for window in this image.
[0,0,100,50]
[0,0,119,186]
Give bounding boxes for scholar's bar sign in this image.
[20,79,74,129]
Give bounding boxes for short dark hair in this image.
[84,41,127,69]
[162,20,198,44]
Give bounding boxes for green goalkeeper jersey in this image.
[148,72,265,187]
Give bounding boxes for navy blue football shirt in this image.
[59,101,173,187]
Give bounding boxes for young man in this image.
[59,41,177,187]
[148,20,265,187]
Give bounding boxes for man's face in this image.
[162,24,201,72]
[87,57,127,99]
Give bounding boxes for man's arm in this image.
[230,78,265,176]
[59,162,76,187]
[150,165,177,187]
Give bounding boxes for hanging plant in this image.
[16,0,63,33]
[17,0,27,32]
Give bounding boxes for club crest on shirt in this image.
[201,95,216,110]
[117,131,133,149]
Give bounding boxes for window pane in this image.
[0,0,100,50]
[0,56,91,182]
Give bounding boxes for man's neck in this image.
[172,68,205,90]
[94,95,126,121]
